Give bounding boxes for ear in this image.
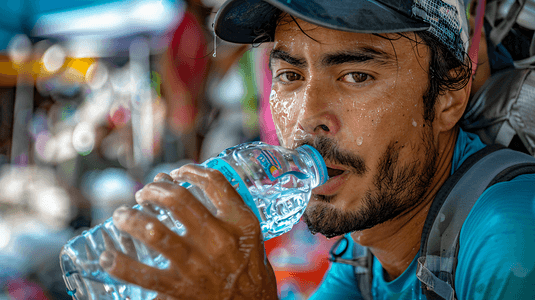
[434,80,471,132]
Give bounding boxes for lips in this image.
[313,165,348,195]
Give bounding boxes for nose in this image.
[296,82,341,136]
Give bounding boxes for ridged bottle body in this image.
[60,141,328,300]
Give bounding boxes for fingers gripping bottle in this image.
[60,141,328,300]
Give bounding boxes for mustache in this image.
[296,136,368,175]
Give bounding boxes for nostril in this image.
[316,124,330,132]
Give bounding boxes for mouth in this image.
[327,167,345,177]
[313,165,348,196]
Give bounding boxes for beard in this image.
[301,125,438,238]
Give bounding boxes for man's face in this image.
[269,17,440,237]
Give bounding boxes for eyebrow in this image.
[321,47,396,67]
[269,47,396,71]
[269,49,307,70]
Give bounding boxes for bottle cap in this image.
[297,145,329,186]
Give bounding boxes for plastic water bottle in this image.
[60,141,328,300]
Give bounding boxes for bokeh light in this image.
[72,122,95,156]
[7,34,32,65]
[0,222,12,250]
[54,129,77,163]
[42,44,66,73]
[30,186,72,227]
[0,166,26,205]
[85,62,109,90]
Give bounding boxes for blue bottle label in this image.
[256,150,309,181]
[202,158,262,223]
[256,149,283,181]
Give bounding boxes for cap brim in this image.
[214,0,430,44]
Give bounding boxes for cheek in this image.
[342,90,399,147]
[342,84,425,147]
[269,88,311,148]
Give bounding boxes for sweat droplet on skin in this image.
[146,222,155,236]
[356,137,363,146]
[412,119,417,127]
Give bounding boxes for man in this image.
[99,0,535,299]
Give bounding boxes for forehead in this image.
[272,16,430,67]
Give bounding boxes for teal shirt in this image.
[310,129,535,299]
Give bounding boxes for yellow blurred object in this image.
[0,54,95,86]
[0,56,20,86]
[68,57,94,78]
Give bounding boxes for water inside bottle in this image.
[230,145,316,240]
[62,249,159,300]
[250,172,312,240]
[62,253,156,300]
[60,208,174,300]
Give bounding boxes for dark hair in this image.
[256,10,473,123]
[413,31,472,123]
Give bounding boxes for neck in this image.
[351,128,459,280]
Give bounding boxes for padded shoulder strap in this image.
[417,145,535,300]
[352,245,374,300]
[328,236,374,300]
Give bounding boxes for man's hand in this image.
[99,164,278,300]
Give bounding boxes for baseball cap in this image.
[214,0,470,62]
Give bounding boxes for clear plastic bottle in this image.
[59,141,328,300]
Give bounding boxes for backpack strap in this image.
[352,245,374,300]
[328,236,374,300]
[417,145,535,300]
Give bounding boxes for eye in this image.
[276,72,303,82]
[340,72,371,83]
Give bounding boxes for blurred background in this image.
[0,0,335,299]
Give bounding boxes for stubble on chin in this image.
[303,128,437,238]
